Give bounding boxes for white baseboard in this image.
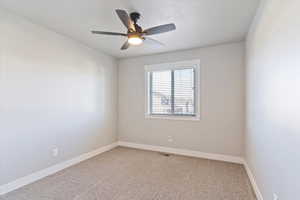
[118,141,244,164]
[243,160,264,200]
[0,142,118,195]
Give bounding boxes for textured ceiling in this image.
[0,0,259,58]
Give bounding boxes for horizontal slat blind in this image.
[150,70,172,114]
[149,68,195,116]
[174,68,195,115]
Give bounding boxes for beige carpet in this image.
[1,147,256,200]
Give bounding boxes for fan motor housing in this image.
[130,12,141,23]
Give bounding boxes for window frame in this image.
[145,60,200,121]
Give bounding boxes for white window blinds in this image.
[174,68,195,115]
[149,68,195,116]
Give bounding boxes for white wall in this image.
[246,0,300,199]
[118,42,245,157]
[0,8,118,185]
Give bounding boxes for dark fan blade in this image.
[115,9,135,31]
[143,23,176,35]
[91,31,127,36]
[121,40,130,50]
[144,37,164,47]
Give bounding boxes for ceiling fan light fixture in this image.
[128,36,143,46]
[91,9,176,50]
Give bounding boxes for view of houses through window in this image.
[149,68,195,116]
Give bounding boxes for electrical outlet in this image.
[167,136,173,143]
[273,193,278,200]
[52,147,59,157]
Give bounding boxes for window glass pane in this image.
[151,70,172,114]
[174,68,195,115]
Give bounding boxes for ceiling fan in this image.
[91,9,176,50]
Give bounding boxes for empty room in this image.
[0,0,299,199]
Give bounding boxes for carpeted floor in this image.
[1,147,256,200]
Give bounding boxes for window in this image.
[145,60,200,120]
